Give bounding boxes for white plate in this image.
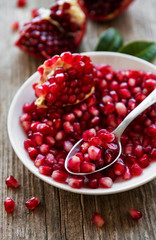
[8,52,156,195]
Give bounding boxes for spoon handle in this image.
[113,88,156,138]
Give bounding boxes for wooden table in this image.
[0,0,156,239]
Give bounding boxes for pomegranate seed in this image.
[39,144,50,155]
[52,170,68,183]
[68,177,84,188]
[33,132,43,146]
[146,124,156,137]
[25,197,40,210]
[34,154,45,168]
[115,102,127,116]
[137,154,149,168]
[28,147,38,160]
[45,153,56,165]
[131,163,143,176]
[31,8,38,18]
[88,178,98,188]
[63,140,73,152]
[16,0,27,7]
[151,148,156,159]
[99,177,113,188]
[114,161,125,176]
[129,208,142,220]
[11,21,19,31]
[68,156,81,172]
[6,176,19,188]
[82,128,96,141]
[97,129,115,143]
[39,165,52,176]
[91,212,105,228]
[4,197,15,213]
[122,166,132,180]
[88,146,101,161]
[80,162,96,173]
[24,139,33,150]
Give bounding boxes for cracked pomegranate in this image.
[34,52,96,107]
[20,58,156,189]
[79,0,134,21]
[15,0,86,60]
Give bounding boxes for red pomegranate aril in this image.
[88,146,101,160]
[68,177,84,188]
[104,149,113,164]
[146,124,156,137]
[80,161,96,173]
[144,79,156,90]
[113,161,125,176]
[52,170,68,183]
[36,123,50,134]
[129,208,142,220]
[33,132,43,146]
[63,140,73,152]
[55,131,66,141]
[4,197,15,213]
[82,128,96,141]
[6,176,19,188]
[11,21,19,31]
[134,145,143,158]
[39,165,52,176]
[122,166,132,180]
[91,212,105,228]
[39,144,50,155]
[46,153,56,165]
[16,0,27,7]
[124,144,133,155]
[25,197,40,210]
[99,177,113,188]
[88,178,98,188]
[97,129,115,143]
[81,142,89,153]
[68,156,81,172]
[131,163,143,176]
[63,121,74,133]
[28,147,38,160]
[137,154,149,168]
[24,139,33,150]
[118,89,131,99]
[34,154,45,168]
[115,102,127,116]
[45,135,56,146]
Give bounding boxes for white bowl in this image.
[8,52,156,195]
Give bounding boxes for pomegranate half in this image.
[79,0,134,21]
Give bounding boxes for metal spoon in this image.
[65,88,156,175]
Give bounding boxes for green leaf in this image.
[118,41,156,62]
[95,28,123,52]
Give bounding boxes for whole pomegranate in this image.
[78,0,134,21]
[15,0,86,60]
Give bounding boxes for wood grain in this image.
[0,0,156,239]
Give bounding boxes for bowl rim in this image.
[7,51,156,195]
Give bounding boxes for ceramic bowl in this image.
[8,52,156,195]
